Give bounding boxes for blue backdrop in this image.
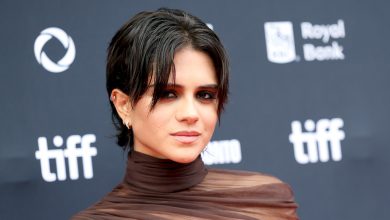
[1,0,389,219]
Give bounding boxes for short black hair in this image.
[106,8,229,150]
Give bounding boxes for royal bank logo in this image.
[264,20,346,63]
[35,134,97,182]
[34,27,76,73]
[264,21,297,64]
[289,118,345,164]
[201,139,242,165]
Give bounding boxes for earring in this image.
[123,120,131,129]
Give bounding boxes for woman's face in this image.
[130,47,218,163]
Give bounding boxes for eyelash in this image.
[160,90,217,101]
[196,90,217,100]
[161,90,177,99]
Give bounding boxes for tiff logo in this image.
[35,134,97,182]
[289,118,345,164]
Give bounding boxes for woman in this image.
[73,8,298,220]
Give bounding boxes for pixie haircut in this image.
[106,8,229,150]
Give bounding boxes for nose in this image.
[175,96,199,124]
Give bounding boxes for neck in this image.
[124,150,208,193]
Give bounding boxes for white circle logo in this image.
[34,27,76,73]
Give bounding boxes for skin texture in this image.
[112,47,219,163]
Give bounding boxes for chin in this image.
[170,152,200,164]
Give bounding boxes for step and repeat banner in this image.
[1,0,389,219]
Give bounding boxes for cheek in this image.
[140,106,175,130]
[200,106,218,131]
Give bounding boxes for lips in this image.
[171,131,200,144]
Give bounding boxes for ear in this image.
[110,89,132,127]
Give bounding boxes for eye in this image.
[161,90,177,99]
[196,90,217,101]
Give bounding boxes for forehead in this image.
[168,47,217,84]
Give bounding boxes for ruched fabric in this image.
[73,151,298,220]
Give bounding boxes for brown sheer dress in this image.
[73,151,298,220]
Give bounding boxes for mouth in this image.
[171,131,201,144]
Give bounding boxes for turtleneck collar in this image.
[124,150,208,193]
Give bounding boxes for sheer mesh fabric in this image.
[73,151,298,220]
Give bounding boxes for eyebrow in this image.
[149,83,218,89]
